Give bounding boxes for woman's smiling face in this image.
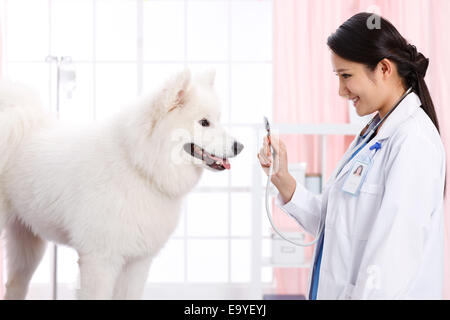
[331,52,388,117]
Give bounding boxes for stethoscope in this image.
[335,86,412,177]
[264,86,413,247]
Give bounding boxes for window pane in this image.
[230,239,251,282]
[4,62,50,111]
[187,239,228,282]
[186,192,228,237]
[262,195,272,237]
[95,63,137,120]
[6,0,49,61]
[57,246,79,289]
[187,0,229,61]
[262,266,273,283]
[142,63,185,95]
[143,0,185,61]
[58,63,94,122]
[262,238,271,260]
[95,0,137,61]
[148,239,185,283]
[197,167,230,189]
[51,0,93,61]
[230,126,256,187]
[230,63,272,124]
[231,0,272,61]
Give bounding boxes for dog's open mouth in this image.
[183,143,230,171]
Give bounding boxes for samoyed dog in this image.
[0,69,244,300]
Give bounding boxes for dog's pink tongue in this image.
[209,153,231,170]
[223,159,231,170]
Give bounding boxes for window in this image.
[1,0,273,299]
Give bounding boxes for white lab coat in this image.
[275,92,446,299]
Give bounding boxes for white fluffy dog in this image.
[0,69,243,299]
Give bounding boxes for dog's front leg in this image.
[113,256,153,300]
[77,255,123,300]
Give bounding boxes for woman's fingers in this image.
[257,149,272,166]
[268,133,280,154]
[260,144,273,160]
[263,136,271,157]
[258,133,287,177]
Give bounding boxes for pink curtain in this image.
[273,0,450,299]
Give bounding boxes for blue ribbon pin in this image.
[369,141,382,152]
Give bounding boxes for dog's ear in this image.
[167,68,191,112]
[195,69,215,87]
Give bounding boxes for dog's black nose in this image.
[232,141,244,155]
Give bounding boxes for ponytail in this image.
[402,44,440,134]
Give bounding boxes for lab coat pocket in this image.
[355,183,384,241]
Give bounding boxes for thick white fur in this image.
[0,70,242,299]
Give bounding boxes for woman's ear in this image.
[378,58,394,79]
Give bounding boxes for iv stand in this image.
[44,55,73,300]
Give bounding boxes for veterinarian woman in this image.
[257,13,446,300]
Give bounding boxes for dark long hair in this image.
[327,12,445,195]
[327,12,440,132]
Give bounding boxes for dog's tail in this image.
[0,81,48,173]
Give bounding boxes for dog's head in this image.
[151,69,243,172]
[122,69,244,196]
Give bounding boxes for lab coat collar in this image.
[373,91,422,141]
[333,91,421,182]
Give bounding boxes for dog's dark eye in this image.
[199,119,210,127]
